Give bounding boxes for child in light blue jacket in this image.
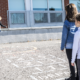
[61,3,78,80]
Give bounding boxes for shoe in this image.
[65,76,71,80]
[75,77,79,80]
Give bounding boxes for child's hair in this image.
[76,14,80,21]
[65,3,78,22]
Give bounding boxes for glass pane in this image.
[11,13,25,24]
[34,13,48,23]
[9,0,25,11]
[50,13,62,22]
[33,0,48,10]
[49,0,62,11]
[70,0,80,11]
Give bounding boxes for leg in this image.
[77,59,80,80]
[75,58,79,80]
[66,49,75,80]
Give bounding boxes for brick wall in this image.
[0,0,8,28]
[64,0,69,7]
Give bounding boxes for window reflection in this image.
[11,13,25,24]
[33,0,48,10]
[34,13,48,23]
[49,0,62,11]
[50,13,62,22]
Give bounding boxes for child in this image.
[61,4,78,80]
[0,16,6,28]
[71,13,80,80]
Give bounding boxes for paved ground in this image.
[0,40,71,80]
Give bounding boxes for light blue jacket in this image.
[61,20,78,50]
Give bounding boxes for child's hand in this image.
[61,50,64,51]
[71,63,74,66]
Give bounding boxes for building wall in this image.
[0,0,8,28]
[64,0,69,6]
[0,0,69,28]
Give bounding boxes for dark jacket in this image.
[0,22,6,28]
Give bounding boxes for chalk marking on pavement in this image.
[35,67,43,72]
[47,70,54,72]
[55,73,63,77]
[37,61,43,64]
[17,58,24,61]
[47,74,54,78]
[56,62,65,64]
[57,58,66,62]
[60,68,68,70]
[27,62,31,66]
[38,76,43,80]
[29,57,34,60]
[59,64,67,68]
[30,75,38,80]
[64,72,70,75]
[55,73,61,76]
[49,55,56,58]
[34,65,42,67]
[48,66,56,70]
[49,59,56,62]
[56,78,65,80]
[32,72,43,74]
[6,59,11,63]
[44,76,48,79]
[12,63,19,68]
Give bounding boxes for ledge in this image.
[1,26,63,31]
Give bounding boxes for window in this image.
[11,13,25,24]
[49,0,62,11]
[33,0,63,24]
[9,0,25,11]
[50,13,62,22]
[33,0,47,10]
[33,0,62,11]
[34,13,48,23]
[69,0,80,11]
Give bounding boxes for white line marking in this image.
[47,74,54,78]
[32,72,43,74]
[38,76,43,80]
[49,55,56,58]
[35,67,43,72]
[47,70,54,72]
[30,75,38,80]
[57,58,66,62]
[34,65,42,67]
[55,73,60,76]
[60,68,68,70]
[12,63,19,68]
[59,64,67,68]
[64,72,70,75]
[6,59,11,63]
[37,61,43,64]
[17,58,24,61]
[48,66,55,69]
[56,78,65,80]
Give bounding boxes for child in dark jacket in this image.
[0,16,6,28]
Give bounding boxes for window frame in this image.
[33,0,65,24]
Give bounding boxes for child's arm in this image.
[61,24,68,50]
[0,22,6,28]
[71,32,79,64]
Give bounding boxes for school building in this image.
[0,0,79,43]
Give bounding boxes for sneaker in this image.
[65,76,71,80]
